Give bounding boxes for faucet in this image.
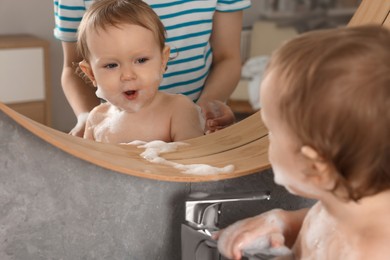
[185,190,271,231]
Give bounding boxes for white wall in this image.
[0,0,261,132]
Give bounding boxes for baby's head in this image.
[76,0,170,112]
[261,26,390,201]
[77,0,166,62]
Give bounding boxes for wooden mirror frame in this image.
[0,0,389,182]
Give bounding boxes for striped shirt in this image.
[53,0,251,101]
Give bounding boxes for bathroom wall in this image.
[0,0,67,131]
[0,110,315,259]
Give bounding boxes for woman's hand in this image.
[197,99,235,133]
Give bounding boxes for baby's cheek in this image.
[150,71,163,85]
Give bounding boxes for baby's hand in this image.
[241,233,291,258]
[213,209,289,260]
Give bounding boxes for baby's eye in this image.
[136,57,149,64]
[104,63,118,69]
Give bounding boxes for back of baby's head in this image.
[78,0,166,61]
[267,25,390,200]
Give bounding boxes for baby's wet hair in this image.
[265,25,390,201]
[77,0,166,62]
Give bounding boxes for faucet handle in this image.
[185,191,271,230]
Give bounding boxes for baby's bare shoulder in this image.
[357,228,390,259]
[92,102,111,112]
[88,103,111,123]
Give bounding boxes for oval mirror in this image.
[1,0,384,182]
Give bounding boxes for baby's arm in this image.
[170,95,205,141]
[214,208,309,260]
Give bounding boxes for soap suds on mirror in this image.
[126,140,235,175]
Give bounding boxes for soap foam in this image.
[126,140,235,175]
[217,210,291,259]
[95,86,145,113]
[242,233,292,257]
[95,87,105,100]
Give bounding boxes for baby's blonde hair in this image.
[77,0,166,62]
[266,25,390,201]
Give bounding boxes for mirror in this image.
[0,0,372,181]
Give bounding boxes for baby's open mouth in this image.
[123,90,138,100]
[125,90,135,95]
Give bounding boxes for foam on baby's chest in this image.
[94,108,169,143]
[93,110,130,143]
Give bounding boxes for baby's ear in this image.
[79,60,97,86]
[161,45,171,73]
[300,146,335,190]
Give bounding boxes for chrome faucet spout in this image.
[185,191,271,230]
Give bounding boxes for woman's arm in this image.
[197,10,243,132]
[199,10,243,102]
[61,42,100,136]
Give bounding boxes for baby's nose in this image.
[121,66,136,81]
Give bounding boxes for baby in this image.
[216,25,390,259]
[77,0,204,143]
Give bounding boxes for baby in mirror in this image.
[215,25,390,259]
[76,0,204,143]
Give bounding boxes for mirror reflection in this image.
[0,0,359,143]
